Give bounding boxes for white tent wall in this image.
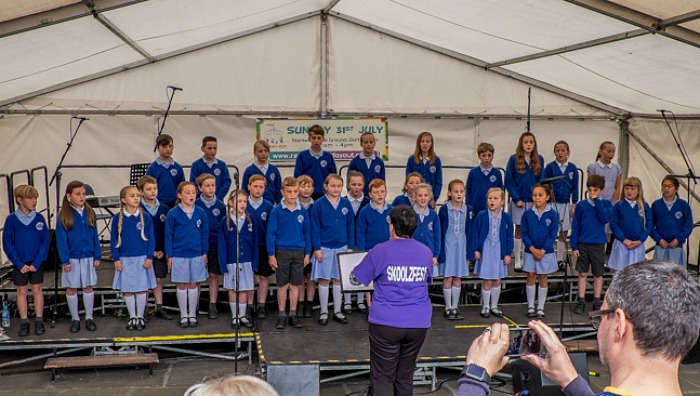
[626,117,700,264]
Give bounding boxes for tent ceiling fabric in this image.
[1,0,699,116]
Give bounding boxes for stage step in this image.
[44,353,159,381]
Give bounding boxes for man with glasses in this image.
[458,260,700,396]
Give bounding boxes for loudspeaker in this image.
[512,352,589,396]
[683,333,700,364]
[267,364,320,396]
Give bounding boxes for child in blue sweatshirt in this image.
[294,124,337,200]
[138,176,172,320]
[296,175,316,317]
[2,185,50,337]
[267,177,311,330]
[246,174,274,320]
[165,182,209,328]
[392,172,423,207]
[348,132,385,196]
[56,181,101,333]
[521,184,559,318]
[543,141,579,264]
[311,174,355,325]
[570,174,612,314]
[189,136,232,201]
[342,171,369,314]
[194,174,226,320]
[651,175,693,267]
[466,142,503,215]
[146,134,185,208]
[406,131,443,205]
[110,185,156,331]
[218,190,258,329]
[242,140,282,205]
[609,177,652,271]
[411,183,441,265]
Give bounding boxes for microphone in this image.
[72,116,90,121]
[657,109,667,114]
[540,175,566,185]
[167,85,183,91]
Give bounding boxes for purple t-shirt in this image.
[354,238,433,328]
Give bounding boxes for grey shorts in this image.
[275,249,304,287]
[576,243,605,277]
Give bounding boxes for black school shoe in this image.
[154,309,173,320]
[70,320,80,333]
[85,319,97,331]
[333,312,349,324]
[276,316,287,330]
[303,302,314,318]
[288,316,303,329]
[34,319,46,335]
[19,322,30,337]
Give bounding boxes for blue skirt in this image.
[653,246,686,267]
[62,257,98,288]
[474,238,508,280]
[112,255,157,292]
[522,252,558,275]
[223,262,254,291]
[311,246,346,281]
[171,256,208,283]
[608,240,645,271]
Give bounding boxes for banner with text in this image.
[256,118,389,162]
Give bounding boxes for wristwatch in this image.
[463,363,491,384]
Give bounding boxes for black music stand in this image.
[130,163,150,186]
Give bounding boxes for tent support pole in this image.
[320,13,329,117]
[619,119,630,181]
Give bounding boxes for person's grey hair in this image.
[605,260,700,360]
[184,375,279,396]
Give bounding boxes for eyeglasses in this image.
[587,308,616,330]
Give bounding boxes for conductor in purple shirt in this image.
[354,205,434,396]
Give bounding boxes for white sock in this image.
[83,292,94,320]
[526,284,536,308]
[557,241,565,262]
[443,288,452,311]
[177,288,188,318]
[238,303,247,318]
[136,293,147,318]
[344,292,352,305]
[490,286,501,309]
[451,287,461,310]
[514,238,522,266]
[481,289,491,308]
[538,287,548,310]
[319,285,329,314]
[356,292,365,304]
[124,295,136,318]
[332,285,343,314]
[187,288,199,318]
[67,294,80,320]
[229,302,237,318]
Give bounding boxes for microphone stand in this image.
[48,117,87,327]
[659,110,699,266]
[157,87,180,139]
[234,189,241,375]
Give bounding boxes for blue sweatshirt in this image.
[348,155,386,195]
[189,157,232,201]
[650,197,693,246]
[141,199,168,254]
[505,154,545,203]
[109,211,155,260]
[247,198,274,249]
[195,196,226,249]
[391,194,412,207]
[466,166,504,214]
[438,202,474,262]
[146,159,185,207]
[356,203,392,251]
[56,208,101,264]
[164,205,209,258]
[2,211,50,270]
[412,206,441,259]
[521,206,559,253]
[569,198,612,250]
[266,201,311,255]
[218,215,258,274]
[311,196,355,250]
[406,156,443,200]
[294,149,337,196]
[611,200,653,242]
[543,161,579,204]
[242,163,282,205]
[473,209,514,260]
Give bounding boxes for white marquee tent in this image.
[1,0,699,261]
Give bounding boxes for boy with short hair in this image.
[147,134,185,208]
[295,175,316,317]
[570,174,613,314]
[138,175,172,320]
[294,124,337,200]
[3,185,50,336]
[466,142,504,215]
[342,171,369,314]
[297,175,315,210]
[348,132,385,196]
[242,140,282,205]
[267,177,311,329]
[246,174,274,319]
[194,173,226,319]
[190,136,232,201]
